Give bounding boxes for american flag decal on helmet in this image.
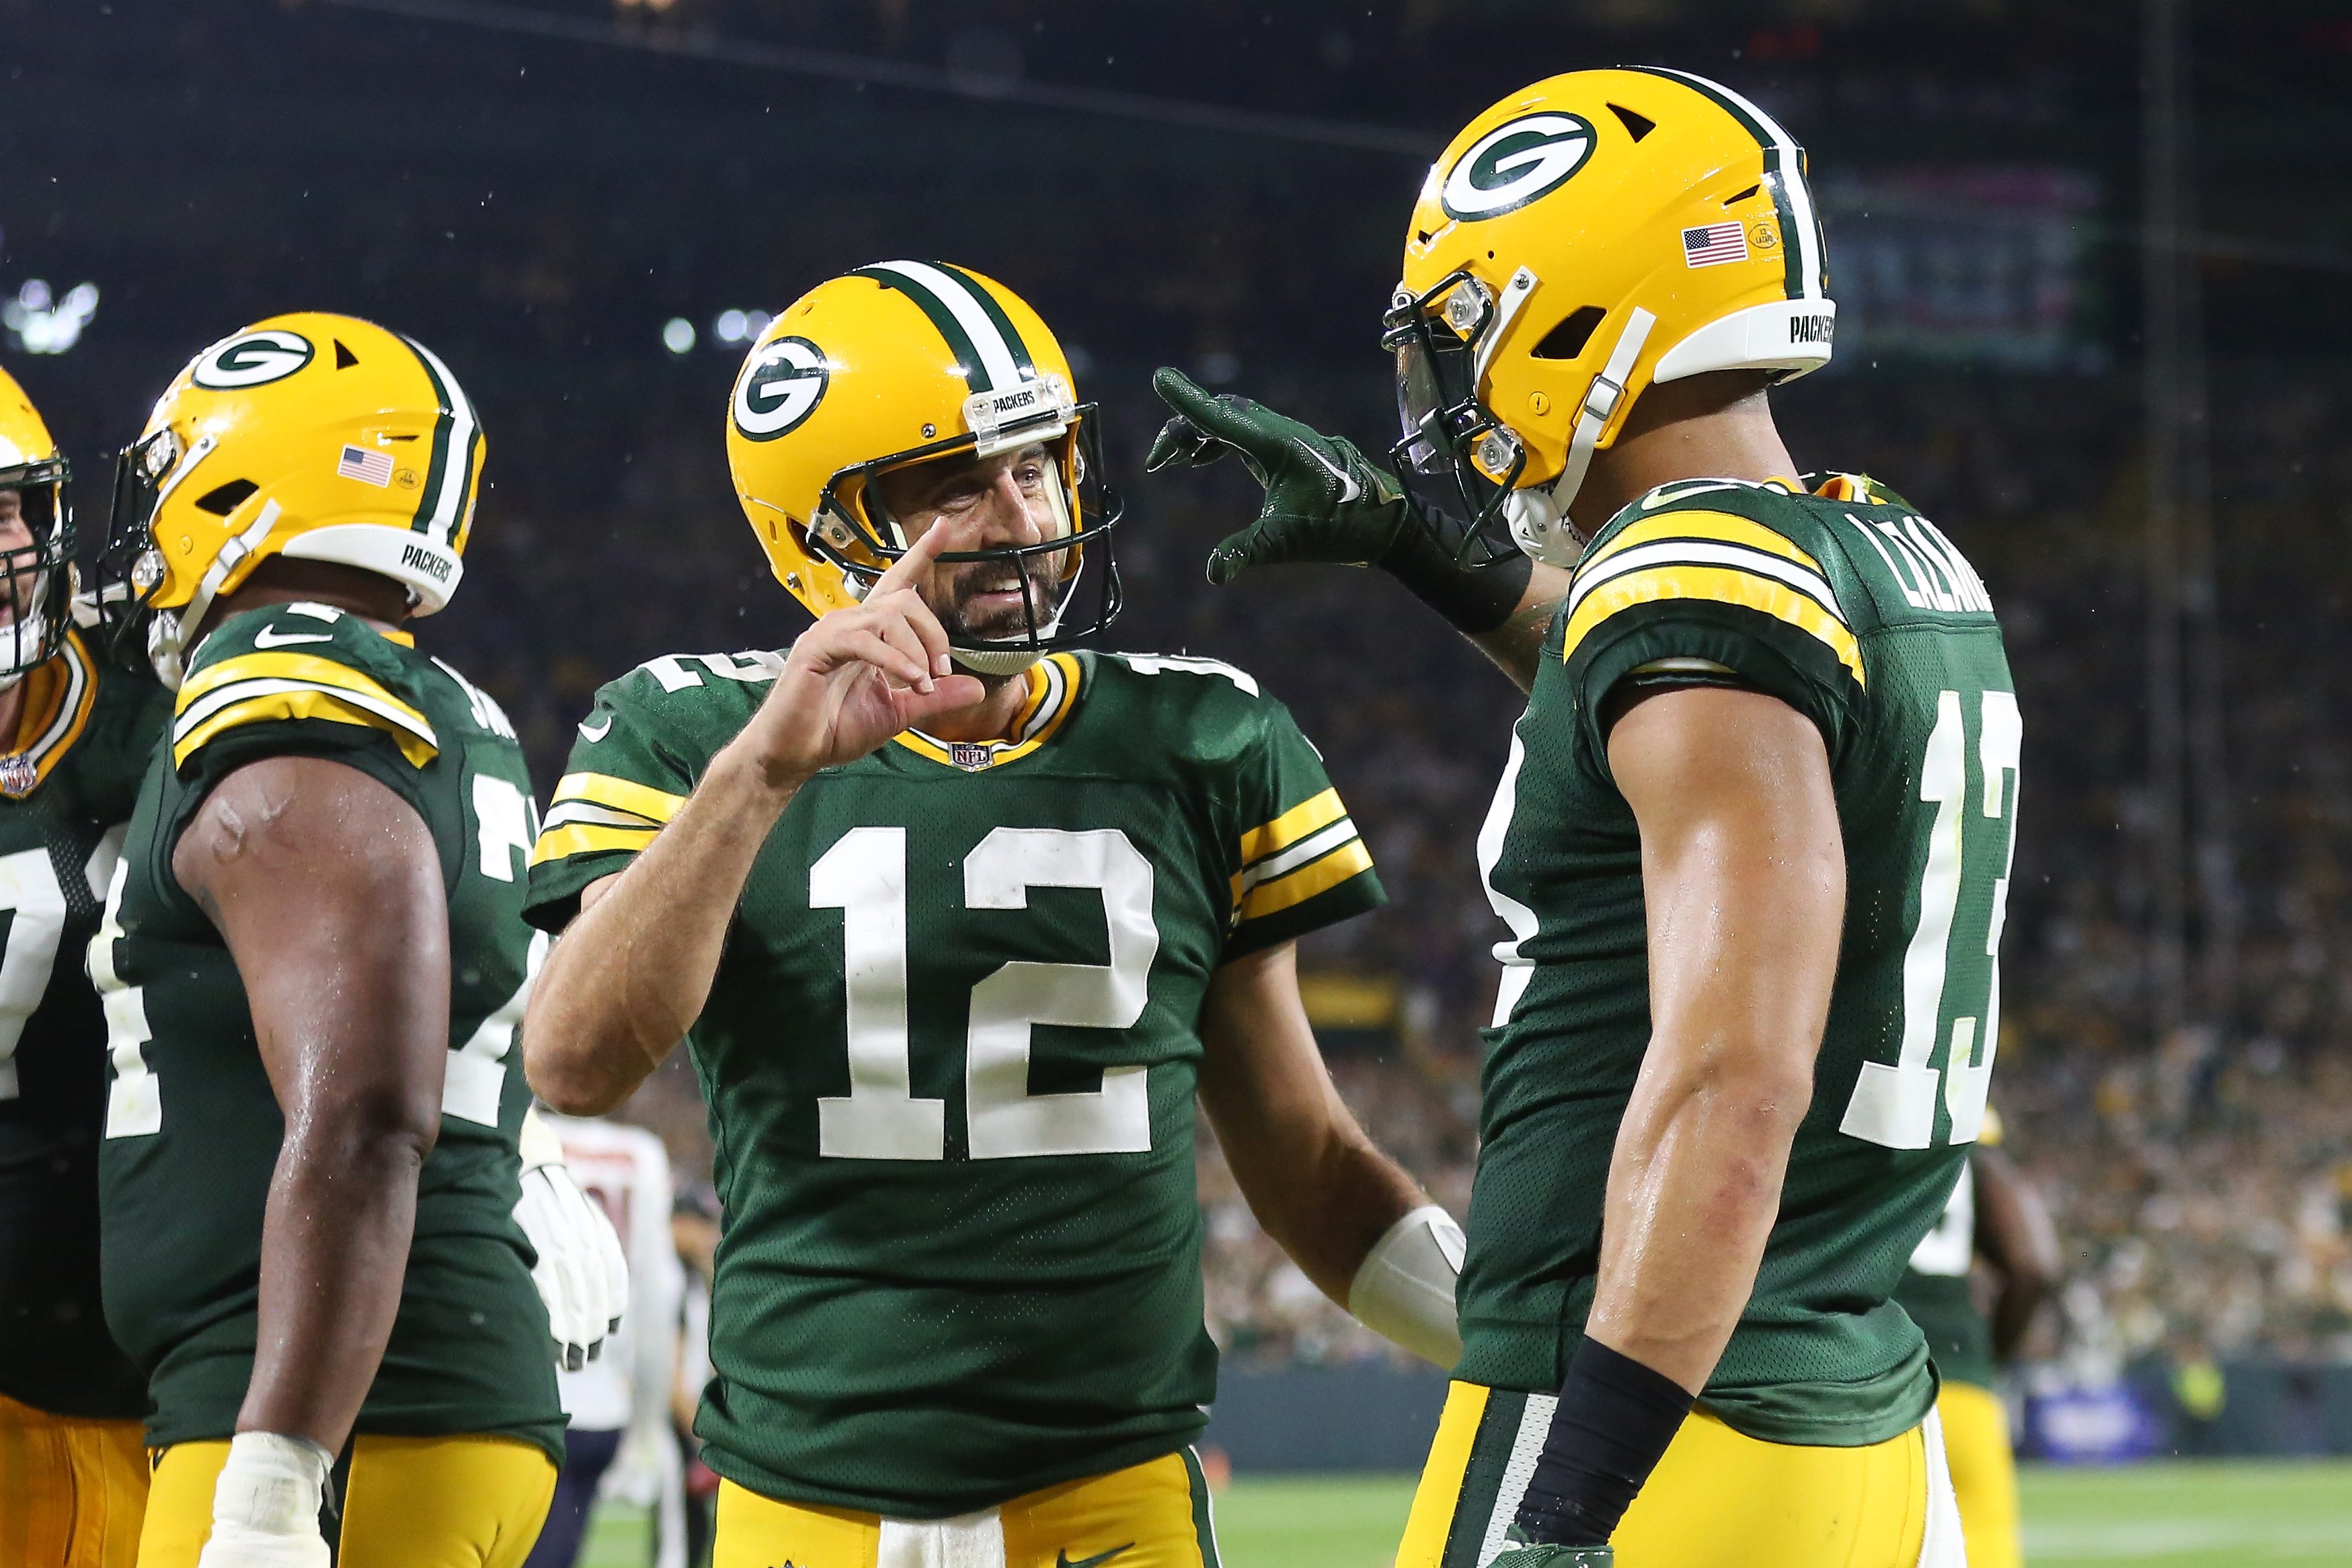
[338,444,395,487]
[1681,221,1750,268]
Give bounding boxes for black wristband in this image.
[1512,1339,1694,1547]
[1376,506,1534,635]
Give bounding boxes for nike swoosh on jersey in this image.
[1298,441,1362,503]
[577,715,614,742]
[1057,1546,1133,1568]
[251,626,336,648]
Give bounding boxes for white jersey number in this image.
[0,846,69,1100]
[811,825,1159,1161]
[1840,689,2021,1150]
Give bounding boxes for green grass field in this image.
[582,1460,2352,1567]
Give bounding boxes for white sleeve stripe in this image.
[171,676,438,746]
[1240,817,1362,893]
[1568,538,1846,625]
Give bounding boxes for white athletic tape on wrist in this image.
[211,1431,331,1537]
[1348,1204,1465,1369]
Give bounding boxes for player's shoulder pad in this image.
[582,649,786,752]
[1564,477,1865,691]
[1091,650,1287,749]
[171,601,438,773]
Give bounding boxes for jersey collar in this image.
[892,652,1085,773]
[0,629,100,799]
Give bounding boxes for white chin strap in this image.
[149,499,283,690]
[1505,306,1657,568]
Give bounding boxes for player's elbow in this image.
[289,1076,442,1178]
[521,1018,633,1118]
[1653,1028,1819,1135]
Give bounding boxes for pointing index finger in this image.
[870,517,954,598]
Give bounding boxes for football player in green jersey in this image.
[0,364,173,1568]
[1894,1106,2058,1568]
[1147,70,2015,1567]
[522,261,1464,1568]
[90,313,617,1568]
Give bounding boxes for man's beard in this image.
[930,552,1065,643]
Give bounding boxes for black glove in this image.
[1146,368,1530,633]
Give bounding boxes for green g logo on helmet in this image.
[190,329,315,390]
[732,336,830,441]
[1440,112,1596,221]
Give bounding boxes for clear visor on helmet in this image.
[1382,270,1527,571]
[0,457,75,682]
[803,393,1124,656]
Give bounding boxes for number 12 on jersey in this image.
[1840,687,2021,1150]
[810,824,1161,1162]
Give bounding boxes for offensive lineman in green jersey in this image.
[1147,71,2011,1566]
[90,314,602,1568]
[1893,1106,2059,1568]
[522,262,1465,1567]
[0,365,172,1567]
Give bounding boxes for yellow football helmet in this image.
[1386,67,1836,565]
[0,366,73,687]
[726,260,1121,671]
[101,311,483,686]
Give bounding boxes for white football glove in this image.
[194,1432,333,1568]
[514,1106,631,1372]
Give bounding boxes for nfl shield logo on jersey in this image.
[0,753,36,797]
[949,741,993,771]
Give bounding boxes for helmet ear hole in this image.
[194,479,259,516]
[1532,306,1606,362]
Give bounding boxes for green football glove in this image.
[1146,367,1419,584]
[1487,1543,1614,1568]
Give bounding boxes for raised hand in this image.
[1147,367,1418,585]
[736,524,986,785]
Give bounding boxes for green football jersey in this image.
[524,647,1382,1518]
[95,602,563,1460]
[0,632,170,1419]
[1892,1107,2007,1392]
[1466,472,2018,1447]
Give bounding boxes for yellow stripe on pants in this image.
[139,1434,555,1568]
[1399,1380,1930,1568]
[0,1390,147,1568]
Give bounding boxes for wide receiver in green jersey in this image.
[1148,71,2010,1568]
[524,261,1462,1568]
[0,364,173,1567]
[90,313,623,1568]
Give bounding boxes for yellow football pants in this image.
[139,1433,556,1568]
[714,1448,1224,1568]
[0,1391,149,1568]
[1400,1381,1960,1568]
[1938,1380,2019,1568]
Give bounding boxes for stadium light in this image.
[1,279,98,354]
[711,309,771,346]
[661,316,696,355]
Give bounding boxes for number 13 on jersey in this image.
[1841,687,2021,1150]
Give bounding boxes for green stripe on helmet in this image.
[1625,66,1810,300]
[850,264,994,395]
[401,336,456,535]
[930,260,1037,381]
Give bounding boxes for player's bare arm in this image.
[1586,684,1843,1391]
[1972,1146,2061,1362]
[1196,939,1461,1365]
[174,753,450,1453]
[526,521,982,1115]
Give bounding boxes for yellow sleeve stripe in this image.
[553,770,686,824]
[528,822,660,868]
[1238,787,1347,866]
[1237,838,1374,923]
[1582,509,1826,576]
[171,689,438,769]
[178,649,409,709]
[1560,563,1865,690]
